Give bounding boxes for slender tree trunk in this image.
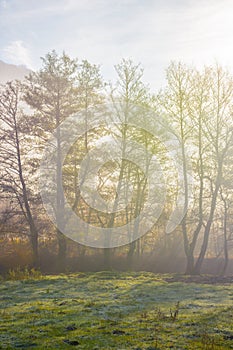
[194,170,221,274]
[185,110,205,275]
[57,229,67,270]
[179,116,190,274]
[220,200,229,276]
[127,241,136,268]
[103,248,111,269]
[185,255,194,274]
[14,107,39,268]
[56,109,67,270]
[30,226,39,267]
[104,107,129,268]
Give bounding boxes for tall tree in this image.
[23,50,79,269]
[0,81,39,266]
[193,65,233,274]
[109,59,151,266]
[157,62,233,274]
[62,59,105,254]
[157,62,195,273]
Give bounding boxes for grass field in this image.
[0,271,232,349]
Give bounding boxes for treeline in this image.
[0,51,233,275]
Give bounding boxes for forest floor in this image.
[0,271,232,349]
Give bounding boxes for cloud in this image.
[0,0,7,9]
[3,40,33,68]
[1,0,105,22]
[1,0,233,89]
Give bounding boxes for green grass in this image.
[0,271,232,349]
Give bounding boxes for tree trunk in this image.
[29,222,39,268]
[127,241,136,268]
[185,252,195,275]
[194,179,220,274]
[56,116,67,269]
[220,201,228,276]
[57,229,67,271]
[103,248,111,269]
[14,103,40,269]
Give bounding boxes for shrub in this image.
[6,266,42,280]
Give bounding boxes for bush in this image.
[6,266,42,280]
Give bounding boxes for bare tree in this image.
[0,81,39,266]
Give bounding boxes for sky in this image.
[1,0,233,91]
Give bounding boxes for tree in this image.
[108,58,152,267]
[193,65,233,274]
[157,62,233,274]
[64,59,104,208]
[157,62,195,273]
[62,59,105,255]
[0,81,39,267]
[23,50,79,269]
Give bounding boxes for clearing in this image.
[0,272,232,349]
